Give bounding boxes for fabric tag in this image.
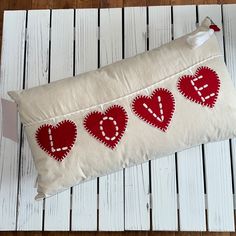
[1,98,18,142]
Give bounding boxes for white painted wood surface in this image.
[71,9,98,231]
[1,6,236,232]
[198,5,235,232]
[124,7,150,230]
[99,8,124,231]
[0,11,26,230]
[224,5,236,215]
[17,10,50,230]
[43,9,74,231]
[148,6,178,231]
[173,5,206,231]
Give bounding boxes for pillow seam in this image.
[23,53,223,127]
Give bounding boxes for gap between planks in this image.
[34,193,236,210]
[1,6,236,231]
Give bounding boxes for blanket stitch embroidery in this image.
[35,120,77,161]
[83,105,128,149]
[131,88,175,132]
[177,66,220,108]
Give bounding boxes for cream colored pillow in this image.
[8,18,236,200]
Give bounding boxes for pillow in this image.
[8,17,236,201]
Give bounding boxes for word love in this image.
[35,66,220,161]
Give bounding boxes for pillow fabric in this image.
[8,18,236,200]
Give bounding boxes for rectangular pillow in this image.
[8,17,236,200]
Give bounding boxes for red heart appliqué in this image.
[83,105,128,149]
[131,88,175,132]
[35,120,77,162]
[177,66,220,108]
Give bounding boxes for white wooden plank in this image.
[0,10,26,231]
[124,7,150,230]
[71,9,98,231]
[148,6,178,231]
[99,8,124,231]
[44,9,74,231]
[204,143,234,231]
[16,10,50,230]
[224,6,236,221]
[173,6,196,38]
[173,6,206,231]
[176,148,205,231]
[198,5,235,231]
[223,4,236,88]
[199,5,235,231]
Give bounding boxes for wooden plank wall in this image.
[124,7,150,230]
[173,6,206,231]
[16,10,49,230]
[1,4,236,233]
[71,8,98,231]
[0,10,26,230]
[99,8,124,231]
[1,0,236,53]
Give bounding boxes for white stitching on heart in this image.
[143,96,164,122]
[99,116,119,141]
[35,120,77,162]
[83,105,128,149]
[131,88,175,132]
[190,75,216,102]
[177,66,220,108]
[48,128,68,152]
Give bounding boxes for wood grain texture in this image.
[16,10,50,230]
[148,6,178,231]
[223,6,236,221]
[98,8,124,231]
[43,9,74,231]
[71,8,98,231]
[0,10,26,230]
[1,0,236,55]
[173,5,206,231]
[124,6,150,230]
[198,5,235,232]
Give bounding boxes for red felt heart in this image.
[131,88,175,132]
[83,105,128,149]
[35,120,77,161]
[177,66,220,108]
